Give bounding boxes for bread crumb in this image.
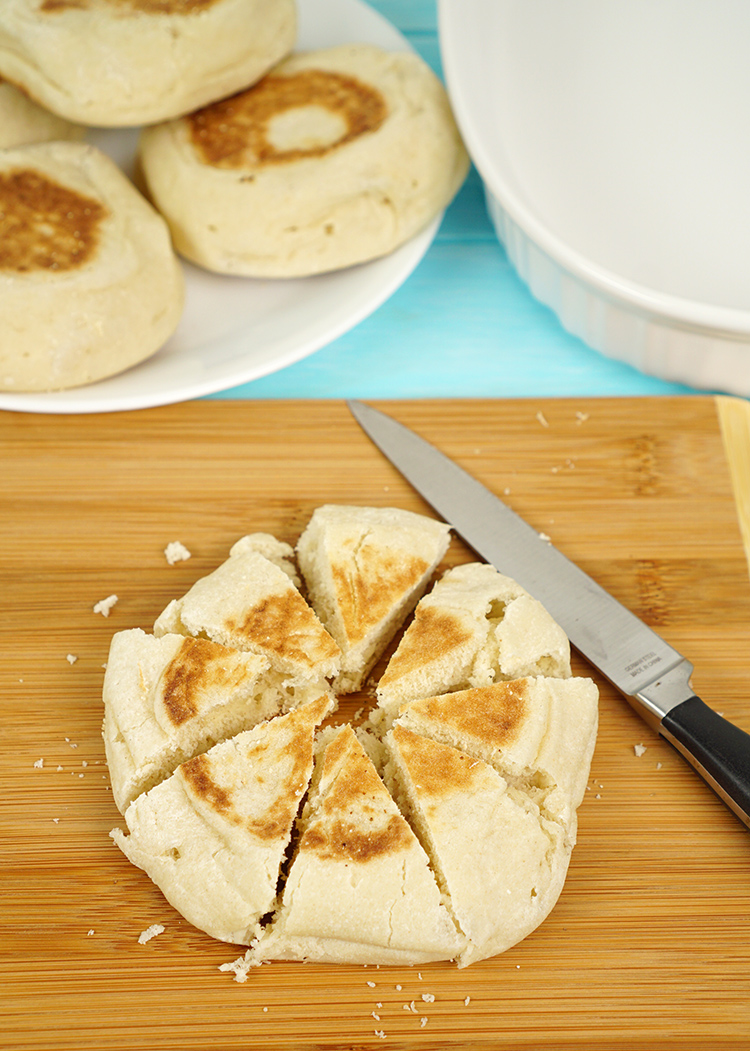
[165,541,191,565]
[53,818,60,823]
[372,1012,380,1021]
[366,980,376,988]
[87,929,95,936]
[395,985,402,991]
[138,923,165,944]
[93,594,118,617]
[421,993,435,1003]
[66,654,78,664]
[634,743,647,757]
[464,996,471,1006]
[595,793,601,799]
[218,949,258,982]
[33,758,44,769]
[536,410,549,427]
[374,1031,386,1040]
[420,1017,428,1027]
[538,532,552,543]
[575,411,590,424]
[656,762,662,770]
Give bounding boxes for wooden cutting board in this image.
[2,396,749,1051]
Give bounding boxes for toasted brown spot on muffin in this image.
[378,606,474,688]
[301,729,413,862]
[180,752,232,814]
[0,167,107,272]
[331,551,430,647]
[158,637,252,727]
[392,726,488,797]
[189,69,387,169]
[227,590,339,670]
[179,711,319,841]
[404,682,530,749]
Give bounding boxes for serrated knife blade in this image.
[348,399,750,828]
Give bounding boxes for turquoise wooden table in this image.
[209,0,701,403]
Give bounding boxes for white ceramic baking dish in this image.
[439,0,750,394]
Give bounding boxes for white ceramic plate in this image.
[439,0,750,395]
[0,0,439,415]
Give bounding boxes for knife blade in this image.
[348,399,750,828]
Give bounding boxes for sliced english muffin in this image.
[385,725,571,968]
[395,676,599,829]
[0,77,85,148]
[0,141,183,392]
[296,505,451,693]
[154,536,341,685]
[375,562,572,723]
[138,43,469,277]
[253,724,466,965]
[102,628,333,814]
[0,0,296,127]
[110,695,332,946]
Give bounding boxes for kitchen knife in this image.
[348,399,750,828]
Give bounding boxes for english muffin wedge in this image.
[154,534,341,685]
[395,676,599,829]
[253,724,466,965]
[376,562,572,723]
[110,695,332,946]
[385,725,572,968]
[296,505,451,692]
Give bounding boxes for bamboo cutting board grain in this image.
[1,396,749,1051]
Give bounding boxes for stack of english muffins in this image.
[103,505,598,968]
[0,0,469,392]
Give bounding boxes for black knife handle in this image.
[661,696,750,828]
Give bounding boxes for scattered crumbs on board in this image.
[87,929,95,937]
[93,594,118,617]
[575,411,590,424]
[33,758,43,769]
[656,761,663,770]
[634,743,647,757]
[538,532,552,543]
[138,923,165,945]
[536,410,549,427]
[66,654,78,664]
[464,996,471,1006]
[165,541,191,565]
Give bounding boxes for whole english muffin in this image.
[0,141,184,392]
[138,44,470,277]
[0,0,297,127]
[0,77,85,148]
